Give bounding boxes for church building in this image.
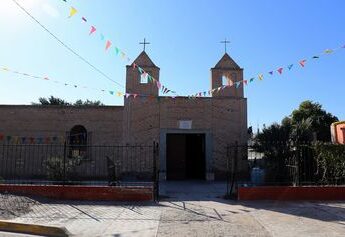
[0,50,248,180]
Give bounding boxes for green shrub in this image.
[45,156,81,181]
[313,143,345,184]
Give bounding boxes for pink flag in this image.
[89,26,96,35]
[243,80,248,85]
[105,40,112,51]
[132,63,137,69]
[277,68,283,74]
[125,93,131,98]
[134,94,138,98]
[156,81,162,89]
[299,60,307,67]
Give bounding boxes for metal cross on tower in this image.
[220,38,230,53]
[139,38,150,52]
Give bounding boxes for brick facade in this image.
[0,51,248,180]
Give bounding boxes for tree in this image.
[254,101,339,184]
[254,122,293,182]
[32,96,70,106]
[32,96,104,106]
[290,101,338,142]
[256,100,338,144]
[73,99,104,106]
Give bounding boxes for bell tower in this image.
[211,43,244,98]
[126,49,160,97]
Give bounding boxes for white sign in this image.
[179,120,192,129]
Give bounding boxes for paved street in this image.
[1,182,344,236]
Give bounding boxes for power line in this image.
[11,0,124,89]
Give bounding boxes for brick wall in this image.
[123,96,248,178]
[0,105,124,145]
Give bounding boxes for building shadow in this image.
[158,181,345,223]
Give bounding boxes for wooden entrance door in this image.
[166,133,205,180]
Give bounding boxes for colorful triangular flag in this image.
[299,60,307,67]
[229,79,234,87]
[105,40,112,51]
[138,67,144,74]
[115,47,120,55]
[277,68,283,74]
[68,7,77,18]
[156,80,162,89]
[89,26,96,35]
[258,74,263,80]
[324,49,333,54]
[249,77,255,82]
[269,71,273,75]
[287,64,294,70]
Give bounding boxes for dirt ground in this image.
[0,193,38,220]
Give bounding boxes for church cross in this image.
[139,38,150,52]
[220,38,230,53]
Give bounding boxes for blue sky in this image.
[0,0,344,130]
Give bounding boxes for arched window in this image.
[139,70,151,84]
[222,75,230,86]
[69,125,88,158]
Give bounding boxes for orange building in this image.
[331,121,345,144]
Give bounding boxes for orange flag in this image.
[299,60,307,67]
[105,40,112,51]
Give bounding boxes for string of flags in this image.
[0,131,92,145]
[60,0,177,96]
[0,66,175,99]
[52,1,345,98]
[0,133,65,145]
[187,44,345,97]
[1,43,344,100]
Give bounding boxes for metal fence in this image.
[226,142,345,194]
[0,142,159,188]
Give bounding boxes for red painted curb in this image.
[238,186,345,201]
[0,184,153,201]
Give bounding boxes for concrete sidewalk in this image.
[1,181,344,236]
